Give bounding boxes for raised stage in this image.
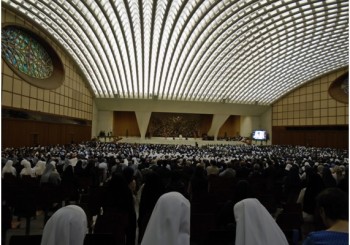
[114,137,247,147]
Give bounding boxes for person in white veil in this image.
[234,198,288,245]
[141,192,190,245]
[20,159,35,177]
[34,159,46,177]
[2,160,17,177]
[41,205,87,245]
[40,161,61,186]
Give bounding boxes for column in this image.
[135,111,152,140]
[207,114,230,140]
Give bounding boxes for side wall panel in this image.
[2,118,92,147]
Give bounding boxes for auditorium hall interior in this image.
[1,1,349,245]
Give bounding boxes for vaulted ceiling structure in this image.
[2,0,348,105]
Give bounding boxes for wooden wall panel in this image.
[2,118,92,147]
[272,126,348,149]
[218,115,240,138]
[114,111,140,137]
[199,114,212,137]
[48,123,60,145]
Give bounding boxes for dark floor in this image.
[4,211,45,245]
[3,199,140,245]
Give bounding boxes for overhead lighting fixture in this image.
[2,0,348,105]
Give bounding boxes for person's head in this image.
[141,192,190,245]
[5,160,13,167]
[122,166,135,184]
[253,163,260,171]
[322,167,333,178]
[210,159,217,167]
[233,180,253,204]
[234,198,288,245]
[142,171,165,197]
[107,173,134,207]
[43,162,55,172]
[109,172,128,187]
[193,165,206,177]
[317,188,348,227]
[41,205,87,245]
[21,159,31,168]
[285,163,292,171]
[317,164,324,175]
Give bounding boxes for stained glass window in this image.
[1,26,53,79]
[341,77,348,95]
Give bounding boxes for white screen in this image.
[253,130,266,140]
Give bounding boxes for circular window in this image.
[1,24,64,89]
[328,72,348,104]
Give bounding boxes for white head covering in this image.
[285,163,292,171]
[69,157,78,167]
[234,198,288,245]
[34,160,46,176]
[40,163,55,184]
[20,159,34,177]
[141,192,190,245]
[41,205,87,245]
[2,160,16,177]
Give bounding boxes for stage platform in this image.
[114,137,247,147]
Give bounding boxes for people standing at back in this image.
[138,171,165,243]
[322,167,337,188]
[332,165,345,185]
[219,161,236,178]
[206,159,220,176]
[234,198,288,245]
[283,165,302,203]
[302,169,325,222]
[61,157,78,203]
[302,188,348,245]
[187,164,208,201]
[141,192,190,245]
[217,179,253,229]
[96,173,136,245]
[40,161,61,186]
[41,205,87,245]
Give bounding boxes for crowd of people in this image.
[2,141,348,245]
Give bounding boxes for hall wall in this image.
[2,116,91,147]
[146,113,212,138]
[112,112,214,138]
[271,68,348,149]
[218,115,241,138]
[1,9,93,147]
[114,111,140,137]
[95,99,271,139]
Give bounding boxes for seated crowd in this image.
[1,142,348,245]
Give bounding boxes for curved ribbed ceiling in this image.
[2,0,348,105]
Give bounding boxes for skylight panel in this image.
[2,0,347,102]
[327,13,338,19]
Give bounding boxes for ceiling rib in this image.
[1,0,348,105]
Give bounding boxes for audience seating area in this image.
[2,142,348,245]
